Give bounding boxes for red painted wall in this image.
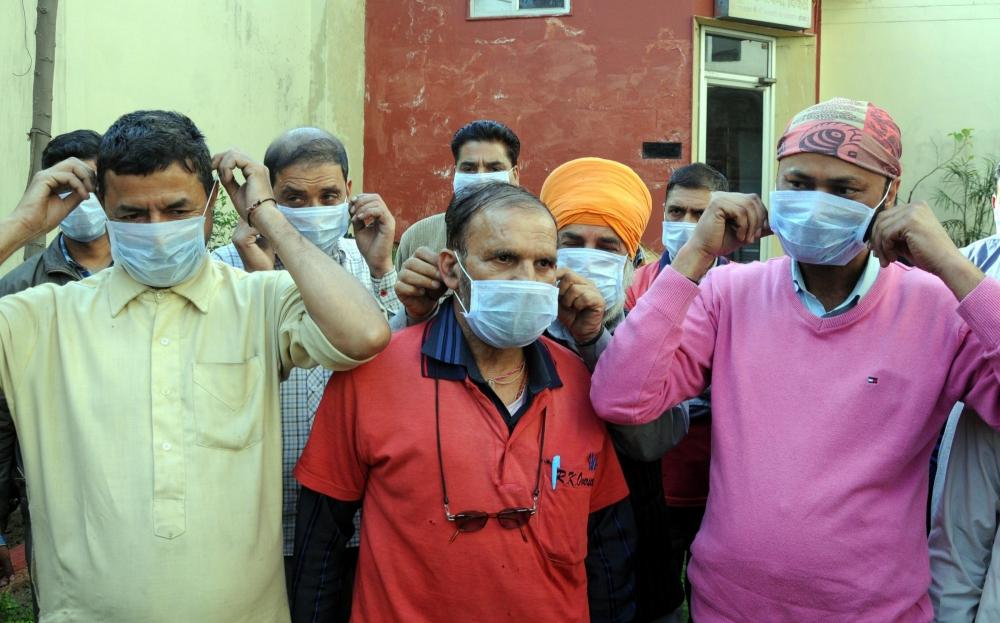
[364,0,716,249]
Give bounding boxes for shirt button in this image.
[379,289,388,297]
[162,388,172,397]
[162,442,172,451]
[160,338,170,346]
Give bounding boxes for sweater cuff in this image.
[958,276,1000,352]
[640,266,702,322]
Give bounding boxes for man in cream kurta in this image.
[0,110,390,621]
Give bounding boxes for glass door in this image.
[698,29,776,262]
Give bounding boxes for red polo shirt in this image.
[295,305,628,623]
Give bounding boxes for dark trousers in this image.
[285,547,360,623]
[617,454,679,622]
[664,504,706,620]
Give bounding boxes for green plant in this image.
[0,591,34,623]
[907,129,998,248]
[208,189,240,251]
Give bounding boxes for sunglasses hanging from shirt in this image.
[434,379,547,543]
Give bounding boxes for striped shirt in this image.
[212,238,399,553]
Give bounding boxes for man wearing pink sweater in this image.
[590,97,1000,622]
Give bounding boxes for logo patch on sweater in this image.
[867,376,879,384]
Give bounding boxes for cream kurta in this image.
[0,258,360,622]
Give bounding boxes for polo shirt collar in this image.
[107,255,215,317]
[421,297,563,393]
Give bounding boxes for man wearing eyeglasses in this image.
[291,182,633,622]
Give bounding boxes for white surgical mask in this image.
[556,247,627,309]
[278,203,349,254]
[769,187,889,266]
[58,192,107,242]
[453,253,558,349]
[453,169,512,193]
[107,186,215,288]
[661,221,697,260]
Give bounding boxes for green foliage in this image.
[908,129,998,248]
[0,591,34,623]
[209,189,240,251]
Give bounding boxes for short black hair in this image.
[263,130,349,187]
[666,163,729,195]
[41,129,102,169]
[450,120,521,167]
[446,182,551,254]
[97,110,214,197]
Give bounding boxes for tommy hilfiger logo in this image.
[867,377,879,384]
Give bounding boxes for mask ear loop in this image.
[451,251,474,314]
[863,180,894,243]
[202,179,220,218]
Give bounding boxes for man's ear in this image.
[887,178,902,208]
[992,194,997,210]
[346,179,353,198]
[439,249,461,292]
[509,166,520,187]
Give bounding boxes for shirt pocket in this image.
[533,470,591,566]
[192,356,263,450]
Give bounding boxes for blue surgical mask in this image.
[453,170,512,193]
[661,221,697,259]
[769,187,889,266]
[59,192,107,242]
[278,202,349,254]
[453,253,558,349]
[556,247,627,309]
[107,185,214,288]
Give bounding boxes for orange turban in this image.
[540,157,652,257]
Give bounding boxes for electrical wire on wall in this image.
[13,0,34,77]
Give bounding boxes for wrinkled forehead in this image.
[665,186,712,209]
[274,161,347,189]
[101,163,209,209]
[466,204,556,253]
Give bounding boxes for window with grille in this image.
[469,0,570,19]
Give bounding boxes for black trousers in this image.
[664,504,706,620]
[617,454,680,622]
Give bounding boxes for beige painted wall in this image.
[820,0,1000,215]
[0,0,366,275]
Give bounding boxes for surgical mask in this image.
[58,192,107,242]
[453,169,512,193]
[769,187,889,266]
[661,221,697,259]
[556,247,626,309]
[278,203,349,254]
[107,187,214,288]
[453,253,558,349]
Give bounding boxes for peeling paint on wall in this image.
[366,1,711,247]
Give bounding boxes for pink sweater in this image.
[591,257,1000,622]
